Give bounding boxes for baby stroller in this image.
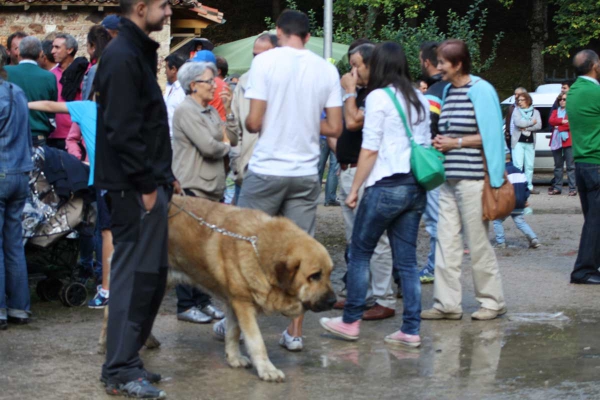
[22,146,96,307]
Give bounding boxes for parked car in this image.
[501,84,561,172]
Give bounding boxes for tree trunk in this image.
[272,0,281,20]
[529,0,548,89]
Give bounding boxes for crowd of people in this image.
[1,0,600,398]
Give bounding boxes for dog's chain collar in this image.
[169,200,259,257]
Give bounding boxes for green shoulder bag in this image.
[383,87,446,191]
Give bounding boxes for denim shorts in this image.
[97,190,111,231]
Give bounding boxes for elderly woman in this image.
[421,39,507,321]
[171,61,239,323]
[511,92,541,194]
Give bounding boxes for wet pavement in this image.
[2,188,600,400]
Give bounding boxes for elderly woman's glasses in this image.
[195,78,215,86]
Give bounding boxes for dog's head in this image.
[275,239,337,313]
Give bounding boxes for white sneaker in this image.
[279,329,303,352]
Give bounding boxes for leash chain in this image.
[171,201,259,257]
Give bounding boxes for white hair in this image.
[177,61,217,95]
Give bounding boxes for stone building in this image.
[0,0,224,87]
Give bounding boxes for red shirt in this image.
[50,64,82,139]
[209,77,227,121]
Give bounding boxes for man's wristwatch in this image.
[457,137,463,149]
[342,92,357,102]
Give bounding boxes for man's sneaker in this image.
[279,329,303,351]
[177,307,212,324]
[319,316,360,341]
[529,238,541,249]
[101,370,162,386]
[88,286,109,309]
[384,330,421,348]
[105,378,166,399]
[493,242,507,249]
[201,304,225,319]
[421,308,462,320]
[419,268,434,284]
[212,318,244,342]
[471,307,507,321]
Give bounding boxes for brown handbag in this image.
[481,153,516,221]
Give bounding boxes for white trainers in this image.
[279,329,303,352]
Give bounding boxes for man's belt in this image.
[339,163,358,171]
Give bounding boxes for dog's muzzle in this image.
[306,290,337,313]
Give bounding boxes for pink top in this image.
[50,64,82,139]
[66,122,88,162]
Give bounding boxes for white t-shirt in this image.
[362,86,431,188]
[164,80,186,138]
[245,46,342,177]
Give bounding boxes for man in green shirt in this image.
[566,49,600,285]
[5,36,58,147]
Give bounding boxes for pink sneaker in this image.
[384,330,421,348]
[320,317,360,341]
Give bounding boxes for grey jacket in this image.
[511,108,542,149]
[172,96,238,200]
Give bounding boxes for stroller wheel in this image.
[59,282,88,307]
[36,278,63,302]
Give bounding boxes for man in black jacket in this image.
[95,0,178,397]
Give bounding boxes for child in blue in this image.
[493,151,540,249]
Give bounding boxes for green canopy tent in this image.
[212,32,350,76]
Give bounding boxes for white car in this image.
[501,84,561,172]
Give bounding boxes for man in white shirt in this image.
[241,10,343,351]
[164,54,186,138]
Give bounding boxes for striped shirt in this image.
[438,82,484,180]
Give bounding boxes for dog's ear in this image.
[275,257,301,292]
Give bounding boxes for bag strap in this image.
[383,87,413,141]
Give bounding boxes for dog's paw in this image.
[257,366,285,382]
[227,354,252,369]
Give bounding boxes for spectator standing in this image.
[493,151,540,249]
[240,10,342,352]
[421,39,507,321]
[81,25,113,102]
[49,33,80,150]
[416,79,428,94]
[191,50,227,120]
[39,40,56,71]
[548,93,576,196]
[7,32,27,66]
[511,92,541,194]
[95,0,180,396]
[170,60,229,324]
[5,36,58,147]
[320,42,429,347]
[505,87,527,149]
[163,54,186,138]
[416,41,450,284]
[567,50,600,285]
[229,33,277,204]
[551,81,570,112]
[0,62,34,330]
[332,40,397,320]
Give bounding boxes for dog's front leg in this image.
[225,309,251,369]
[231,301,285,382]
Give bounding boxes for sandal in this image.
[548,188,561,195]
[568,190,577,196]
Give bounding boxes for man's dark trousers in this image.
[102,186,169,383]
[571,162,600,282]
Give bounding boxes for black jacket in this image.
[94,18,174,193]
[424,73,449,139]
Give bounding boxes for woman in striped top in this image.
[421,39,507,322]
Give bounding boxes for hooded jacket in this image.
[441,75,506,188]
[94,17,175,193]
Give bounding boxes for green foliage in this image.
[547,0,600,57]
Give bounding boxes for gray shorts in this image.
[237,170,320,236]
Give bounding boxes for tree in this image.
[546,0,600,57]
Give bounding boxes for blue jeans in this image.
[423,187,440,272]
[343,184,426,335]
[318,138,339,204]
[0,173,30,318]
[493,214,537,244]
[571,163,600,281]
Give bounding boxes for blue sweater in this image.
[442,75,506,187]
